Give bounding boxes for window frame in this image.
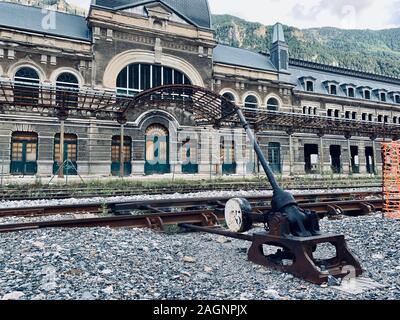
[116,63,191,96]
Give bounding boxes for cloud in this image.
[66,0,400,30]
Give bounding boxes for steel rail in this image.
[0,191,381,218]
[0,198,383,234]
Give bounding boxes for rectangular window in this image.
[306,81,314,92]
[345,111,350,119]
[12,142,23,161]
[348,88,355,97]
[140,64,151,90]
[67,144,77,162]
[111,145,119,162]
[330,85,337,95]
[327,109,332,117]
[364,90,371,100]
[25,143,37,161]
[163,68,173,85]
[128,64,139,90]
[396,95,400,104]
[111,145,131,162]
[174,70,184,85]
[368,114,373,121]
[381,92,386,102]
[362,113,367,121]
[54,143,61,161]
[352,112,357,120]
[152,65,162,87]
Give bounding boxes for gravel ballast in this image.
[0,214,398,300]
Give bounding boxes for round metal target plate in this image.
[225,198,252,233]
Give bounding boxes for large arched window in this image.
[116,63,192,96]
[267,97,279,111]
[56,72,79,107]
[14,67,40,104]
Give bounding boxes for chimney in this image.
[270,23,289,72]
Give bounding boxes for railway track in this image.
[0,179,382,201]
[0,191,383,233]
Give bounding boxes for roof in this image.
[288,63,400,100]
[0,2,90,41]
[213,44,277,72]
[91,0,211,29]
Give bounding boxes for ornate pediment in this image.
[145,2,173,20]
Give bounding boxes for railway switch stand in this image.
[185,106,363,285]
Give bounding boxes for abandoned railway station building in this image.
[1,0,400,178]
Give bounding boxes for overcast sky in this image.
[67,0,400,30]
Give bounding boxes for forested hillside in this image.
[212,14,400,78]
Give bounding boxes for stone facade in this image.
[0,1,397,177]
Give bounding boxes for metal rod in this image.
[0,150,4,188]
[236,108,281,191]
[348,138,352,174]
[120,124,125,178]
[319,135,324,175]
[372,139,377,175]
[289,134,293,176]
[180,223,253,241]
[59,120,65,178]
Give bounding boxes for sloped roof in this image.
[0,2,90,41]
[91,0,211,29]
[288,62,400,100]
[213,44,277,72]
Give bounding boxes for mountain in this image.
[212,14,400,78]
[1,0,86,15]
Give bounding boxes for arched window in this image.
[267,98,279,111]
[222,92,235,103]
[244,95,258,109]
[14,67,40,104]
[116,63,191,96]
[56,72,79,107]
[56,72,79,88]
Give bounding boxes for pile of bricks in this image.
[382,142,400,219]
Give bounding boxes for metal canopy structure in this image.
[0,81,124,121]
[252,110,398,138]
[0,81,399,138]
[118,84,239,127]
